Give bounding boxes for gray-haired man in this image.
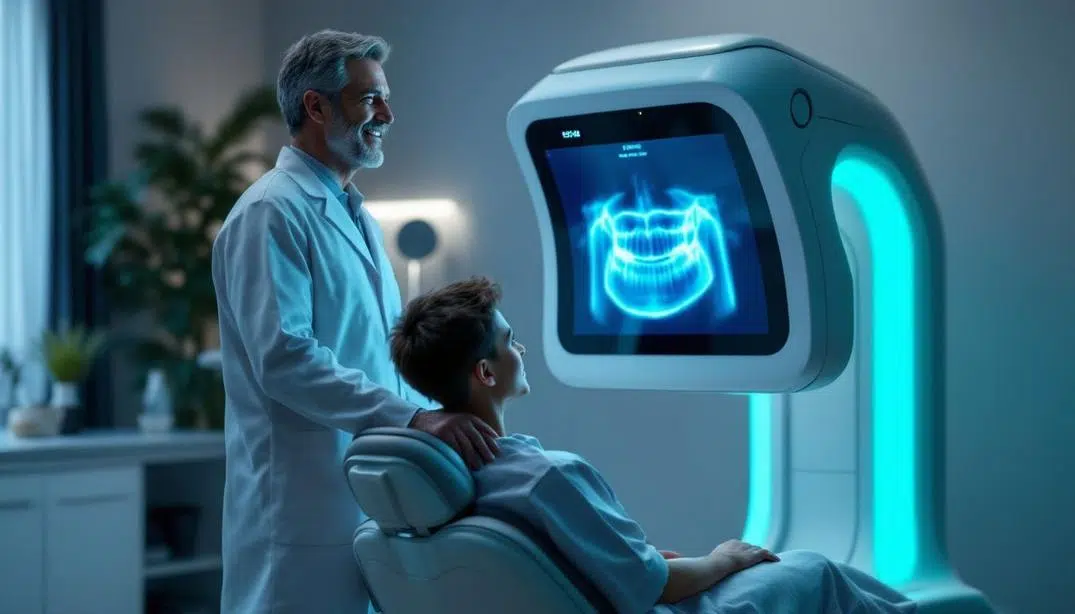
[212,30,500,613]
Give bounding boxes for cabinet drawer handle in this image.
[0,499,33,511]
[57,493,130,506]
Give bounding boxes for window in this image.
[0,0,52,406]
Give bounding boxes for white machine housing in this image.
[507,34,862,393]
[507,35,995,613]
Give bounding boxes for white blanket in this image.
[652,550,918,614]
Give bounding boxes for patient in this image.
[389,276,917,614]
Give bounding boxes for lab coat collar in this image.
[274,146,379,274]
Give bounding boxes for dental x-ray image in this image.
[546,134,770,336]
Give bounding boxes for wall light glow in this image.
[364,198,461,222]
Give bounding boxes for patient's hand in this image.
[710,539,780,573]
[659,541,779,604]
[659,550,683,560]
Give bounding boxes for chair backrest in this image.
[343,427,616,614]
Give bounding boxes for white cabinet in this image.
[0,430,225,614]
[44,467,142,614]
[0,475,45,614]
[0,467,142,614]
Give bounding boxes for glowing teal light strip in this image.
[742,153,917,586]
[832,154,917,586]
[741,393,772,546]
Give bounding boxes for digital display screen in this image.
[526,103,789,355]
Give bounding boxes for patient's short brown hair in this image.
[390,276,502,408]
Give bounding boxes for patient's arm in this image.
[658,554,738,603]
[522,461,671,612]
[659,540,781,604]
[515,455,777,610]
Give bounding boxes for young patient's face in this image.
[484,310,530,401]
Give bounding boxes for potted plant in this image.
[0,348,23,414]
[84,85,280,430]
[40,327,106,432]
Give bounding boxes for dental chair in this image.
[343,427,618,614]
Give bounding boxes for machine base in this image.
[906,580,996,614]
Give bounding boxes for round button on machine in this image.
[790,88,813,128]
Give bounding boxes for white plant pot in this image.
[7,405,64,438]
[50,381,80,408]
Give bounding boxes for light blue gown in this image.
[473,434,918,614]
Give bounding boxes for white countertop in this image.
[0,428,225,471]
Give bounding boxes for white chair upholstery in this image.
[343,427,617,614]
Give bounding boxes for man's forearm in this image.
[258,335,420,432]
[658,554,737,604]
[218,200,421,434]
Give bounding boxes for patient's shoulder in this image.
[500,433,543,450]
[474,434,615,515]
[487,433,555,473]
[475,434,585,490]
[496,434,588,470]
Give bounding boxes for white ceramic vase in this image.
[50,381,79,408]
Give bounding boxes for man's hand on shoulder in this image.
[409,410,500,470]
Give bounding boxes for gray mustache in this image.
[362,122,389,137]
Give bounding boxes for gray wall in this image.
[106,0,266,176]
[106,1,1075,613]
[105,0,266,426]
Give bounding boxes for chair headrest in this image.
[343,427,474,535]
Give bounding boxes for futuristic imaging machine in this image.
[341,34,998,614]
[504,34,994,613]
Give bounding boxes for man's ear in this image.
[473,359,496,387]
[302,90,328,126]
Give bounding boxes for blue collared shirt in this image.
[288,146,371,247]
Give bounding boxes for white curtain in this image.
[0,0,52,408]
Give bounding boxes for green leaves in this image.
[84,83,282,427]
[140,107,188,136]
[40,327,107,383]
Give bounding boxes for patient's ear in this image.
[474,360,496,387]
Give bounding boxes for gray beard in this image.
[327,119,383,169]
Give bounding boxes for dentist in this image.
[211,30,500,614]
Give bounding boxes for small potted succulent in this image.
[40,327,106,433]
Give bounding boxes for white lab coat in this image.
[212,146,425,613]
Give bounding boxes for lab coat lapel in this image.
[354,203,401,329]
[274,147,379,274]
[321,193,379,276]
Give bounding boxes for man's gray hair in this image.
[276,29,390,135]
